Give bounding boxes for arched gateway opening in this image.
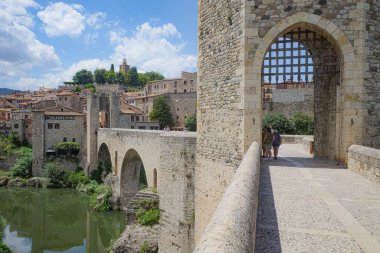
[120,149,147,203]
[261,25,341,161]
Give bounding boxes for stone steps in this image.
[124,190,159,214]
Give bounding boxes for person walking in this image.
[273,129,281,160]
[264,126,274,160]
[262,126,267,158]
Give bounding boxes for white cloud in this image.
[109,22,196,78]
[0,0,60,78]
[86,12,106,29]
[37,2,85,37]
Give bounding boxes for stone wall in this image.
[165,92,197,128]
[193,142,260,253]
[196,0,244,242]
[365,2,380,148]
[159,132,197,253]
[348,145,380,184]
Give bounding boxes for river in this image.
[0,187,126,253]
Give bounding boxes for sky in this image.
[0,0,198,91]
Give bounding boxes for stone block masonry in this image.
[348,145,380,184]
[159,132,197,253]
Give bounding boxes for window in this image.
[184,89,187,93]
[65,97,67,101]
[177,108,179,111]
[48,123,53,129]
[25,125,28,128]
[138,126,146,129]
[174,81,177,88]
[184,81,187,85]
[131,126,135,129]
[190,80,194,85]
[63,137,67,142]
[136,116,139,121]
[14,123,19,129]
[131,116,135,122]
[55,123,60,129]
[72,138,76,142]
[59,97,62,101]
[176,116,179,120]
[25,115,28,119]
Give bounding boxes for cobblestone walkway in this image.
[255,144,380,253]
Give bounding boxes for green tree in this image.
[116,72,127,85]
[94,69,107,84]
[144,71,165,82]
[185,113,197,131]
[110,64,115,72]
[291,112,314,135]
[263,113,295,134]
[73,69,93,84]
[127,67,139,87]
[138,73,148,86]
[149,96,174,129]
[106,70,116,84]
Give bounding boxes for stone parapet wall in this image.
[302,136,314,154]
[193,142,260,253]
[281,135,313,144]
[348,145,380,184]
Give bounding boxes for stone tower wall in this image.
[196,0,245,243]
[366,2,380,148]
[32,111,45,176]
[86,94,99,173]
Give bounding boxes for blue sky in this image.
[0,0,198,90]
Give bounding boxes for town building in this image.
[145,72,197,95]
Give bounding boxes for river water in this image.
[0,187,126,253]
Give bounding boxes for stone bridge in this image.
[96,129,163,202]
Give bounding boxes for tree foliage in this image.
[127,67,139,87]
[116,71,127,85]
[149,96,174,129]
[291,112,314,135]
[73,69,93,84]
[263,114,295,134]
[185,113,196,131]
[144,71,164,82]
[10,147,32,178]
[94,69,107,84]
[106,70,116,84]
[54,142,81,156]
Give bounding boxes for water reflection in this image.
[0,188,126,253]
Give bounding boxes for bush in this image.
[10,147,32,178]
[291,112,314,135]
[0,216,6,241]
[44,162,69,188]
[54,142,81,156]
[263,114,295,134]
[91,161,111,184]
[139,241,149,253]
[68,171,90,187]
[0,243,11,253]
[185,113,196,131]
[77,180,100,194]
[137,208,160,226]
[137,199,159,210]
[92,186,113,212]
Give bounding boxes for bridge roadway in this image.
[255,144,380,253]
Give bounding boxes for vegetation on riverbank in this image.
[0,215,11,253]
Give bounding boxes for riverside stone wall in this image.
[348,145,380,184]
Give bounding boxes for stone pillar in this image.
[159,132,197,253]
[87,93,99,173]
[109,92,120,128]
[32,111,45,176]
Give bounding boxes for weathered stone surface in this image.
[112,224,160,253]
[7,177,27,187]
[27,177,50,188]
[0,176,10,186]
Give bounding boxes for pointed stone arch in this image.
[245,12,361,163]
